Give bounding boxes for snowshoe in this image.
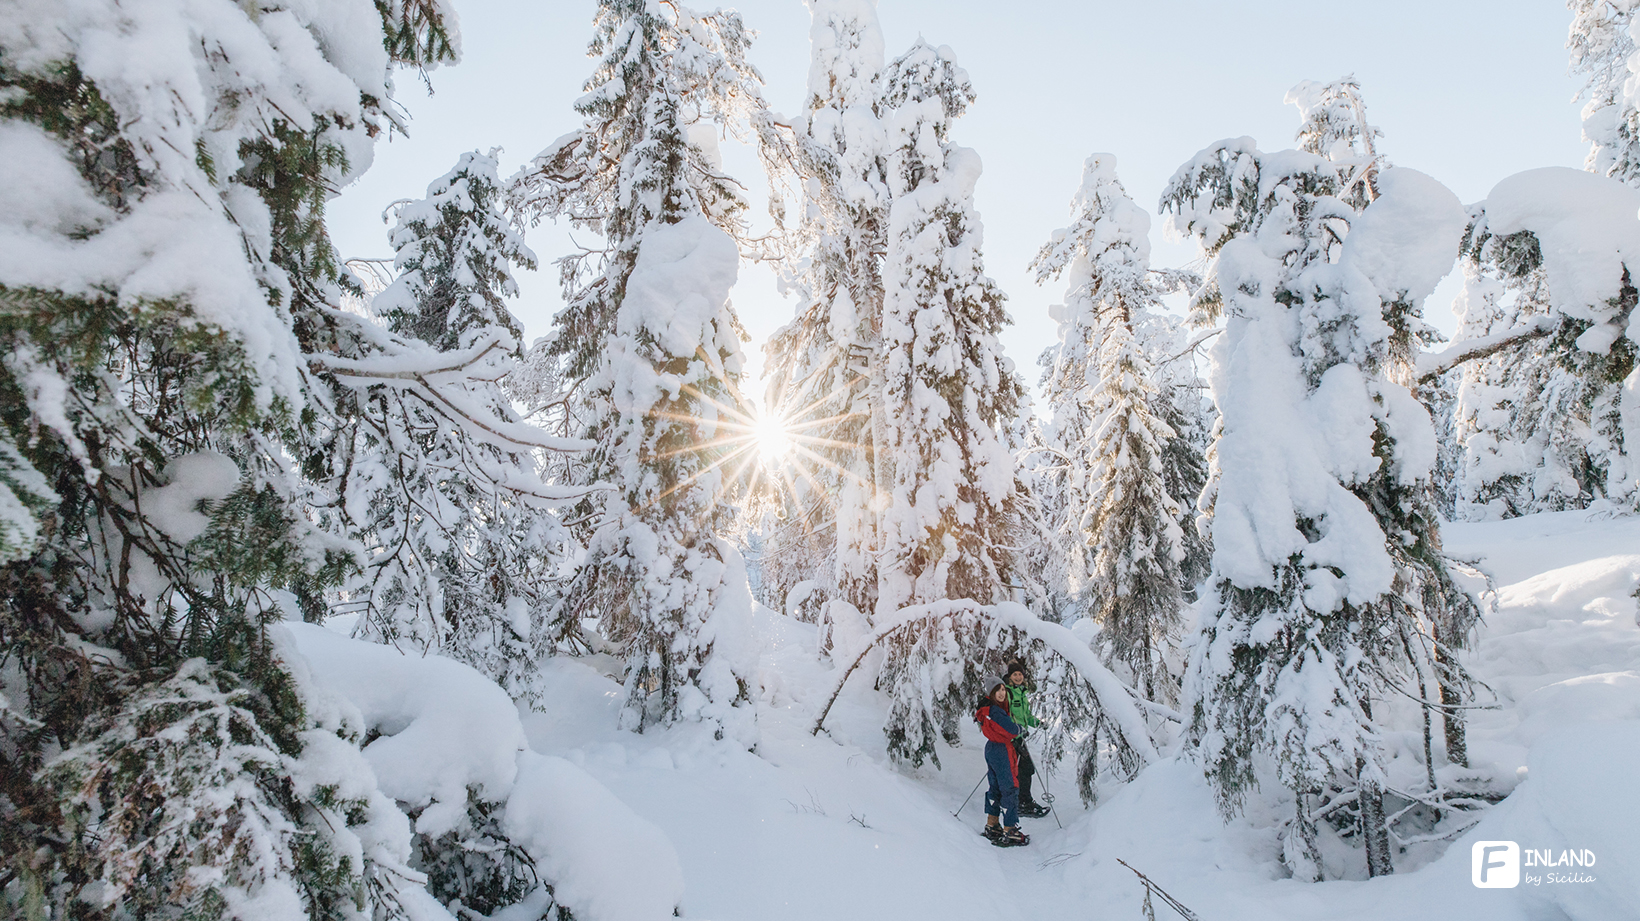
[1017,800,1050,818]
[981,824,1005,841]
[992,827,1030,848]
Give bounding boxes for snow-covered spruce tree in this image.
[350,150,572,699]
[1569,0,1640,184]
[1136,310,1214,596]
[1086,327,1188,702]
[758,0,891,656]
[509,0,763,739]
[872,42,1029,767]
[375,151,531,352]
[1450,177,1640,517]
[1293,77,1489,776]
[0,1,471,916]
[1030,154,1190,703]
[1164,136,1480,879]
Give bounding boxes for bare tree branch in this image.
[1416,315,1559,383]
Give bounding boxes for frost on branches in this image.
[872,42,1029,767]
[1030,154,1198,704]
[346,150,573,700]
[758,0,891,653]
[509,0,765,740]
[1163,108,1484,878]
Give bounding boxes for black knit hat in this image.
[1004,660,1027,680]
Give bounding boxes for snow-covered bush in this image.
[30,657,425,920]
[290,622,687,921]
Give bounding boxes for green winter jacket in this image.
[1005,683,1041,730]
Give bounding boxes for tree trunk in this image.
[1435,634,1469,768]
[1077,720,1100,806]
[1357,697,1395,878]
[1284,792,1323,882]
[1359,773,1394,878]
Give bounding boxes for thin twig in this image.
[1115,859,1200,921]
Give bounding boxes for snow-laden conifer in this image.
[509,0,764,739]
[1085,326,1187,702]
[349,150,569,698]
[375,151,531,351]
[1450,171,1640,518]
[1164,116,1481,877]
[1443,6,1640,519]
[1286,76,1383,208]
[0,1,470,915]
[1448,256,1592,517]
[871,42,1029,766]
[1568,0,1640,183]
[759,0,891,654]
[1030,154,1192,703]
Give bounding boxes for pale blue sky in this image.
[327,0,1588,403]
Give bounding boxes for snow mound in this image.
[288,622,525,836]
[1450,722,1640,920]
[505,752,686,921]
[285,623,686,920]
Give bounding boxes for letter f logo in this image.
[1472,841,1520,888]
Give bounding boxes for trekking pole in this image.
[953,773,987,818]
[1041,767,1063,830]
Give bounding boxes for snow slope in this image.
[296,509,1639,921]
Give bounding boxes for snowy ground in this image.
[296,510,1640,921]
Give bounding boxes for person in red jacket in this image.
[975,675,1029,847]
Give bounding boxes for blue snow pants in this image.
[983,740,1019,827]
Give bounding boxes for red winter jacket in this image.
[974,701,1020,784]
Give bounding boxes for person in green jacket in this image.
[1004,660,1049,817]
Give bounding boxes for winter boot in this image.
[993,826,1030,848]
[1018,800,1050,818]
[981,823,1004,841]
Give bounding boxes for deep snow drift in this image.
[289,509,1640,921]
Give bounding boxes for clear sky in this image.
[326,0,1590,406]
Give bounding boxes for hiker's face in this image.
[1008,670,1024,686]
[992,686,1008,704]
